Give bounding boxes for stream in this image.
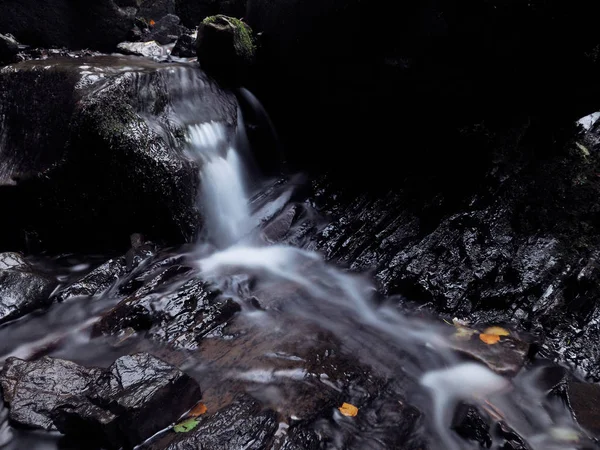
[0,56,594,450]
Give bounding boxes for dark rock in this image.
[96,271,241,350]
[0,0,137,51]
[296,117,600,380]
[175,0,247,28]
[117,40,166,58]
[141,14,185,45]
[0,55,237,253]
[0,252,57,324]
[53,240,156,302]
[196,15,255,85]
[0,356,101,430]
[0,34,19,64]
[245,0,600,182]
[0,353,201,449]
[447,328,531,376]
[171,34,196,58]
[566,382,600,436]
[139,0,177,21]
[165,394,279,449]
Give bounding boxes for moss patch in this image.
[201,15,255,61]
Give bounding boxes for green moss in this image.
[201,15,256,61]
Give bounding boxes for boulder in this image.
[0,253,57,324]
[0,55,238,253]
[0,353,201,449]
[0,0,137,51]
[196,15,255,84]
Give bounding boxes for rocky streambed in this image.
[1,1,600,449]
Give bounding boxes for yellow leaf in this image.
[188,402,207,417]
[338,402,358,417]
[453,326,477,340]
[480,333,501,345]
[483,326,510,337]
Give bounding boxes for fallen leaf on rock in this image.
[483,326,510,337]
[173,417,200,433]
[338,402,358,417]
[149,19,156,26]
[188,402,207,417]
[480,333,501,345]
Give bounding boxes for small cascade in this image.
[185,121,253,248]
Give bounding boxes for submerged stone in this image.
[0,353,201,449]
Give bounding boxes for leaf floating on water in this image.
[338,402,358,417]
[479,333,501,345]
[173,417,200,433]
[483,326,510,337]
[188,402,207,417]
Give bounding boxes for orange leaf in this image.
[338,402,358,417]
[188,402,207,417]
[480,333,501,345]
[149,19,156,26]
[483,326,510,337]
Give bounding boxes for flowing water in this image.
[0,58,591,449]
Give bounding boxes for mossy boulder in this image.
[196,14,255,85]
[0,56,238,253]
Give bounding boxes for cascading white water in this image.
[185,121,253,248]
[182,96,588,450]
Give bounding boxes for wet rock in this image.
[171,34,196,58]
[142,14,185,45]
[0,0,137,51]
[447,328,531,377]
[300,118,600,380]
[196,15,255,85]
[96,271,241,350]
[0,356,100,430]
[566,382,600,436]
[0,55,237,253]
[165,394,279,449]
[175,0,247,28]
[0,353,201,449]
[53,240,156,302]
[0,252,57,324]
[0,34,19,64]
[117,40,165,58]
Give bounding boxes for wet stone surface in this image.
[0,252,57,324]
[0,353,201,449]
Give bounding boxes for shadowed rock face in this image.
[0,0,137,51]
[0,55,238,254]
[0,353,201,449]
[0,253,57,325]
[245,0,600,184]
